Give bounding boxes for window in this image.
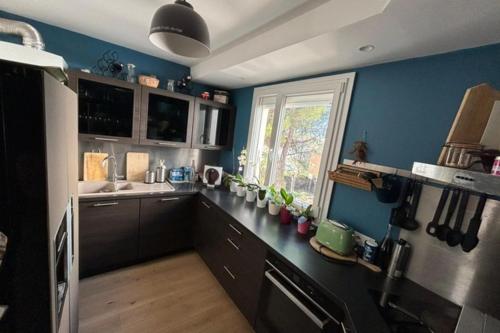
[245,74,355,218]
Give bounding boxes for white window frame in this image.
[245,73,355,220]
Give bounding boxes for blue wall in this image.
[222,43,500,240]
[0,11,216,96]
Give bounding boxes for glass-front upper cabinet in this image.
[192,98,235,150]
[140,87,194,148]
[69,71,141,144]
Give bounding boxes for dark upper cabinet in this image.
[68,71,141,144]
[140,87,194,148]
[138,195,194,260]
[79,199,140,277]
[192,98,235,150]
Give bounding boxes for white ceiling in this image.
[2,0,500,89]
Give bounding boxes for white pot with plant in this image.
[257,187,268,208]
[267,185,282,215]
[245,183,258,202]
[223,174,239,192]
[234,177,247,197]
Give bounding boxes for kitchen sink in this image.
[78,181,175,198]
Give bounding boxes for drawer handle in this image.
[228,223,242,235]
[160,197,179,202]
[201,201,211,209]
[94,137,119,142]
[226,238,240,251]
[92,202,119,207]
[223,265,236,280]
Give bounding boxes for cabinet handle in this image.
[226,238,240,251]
[156,142,176,146]
[92,202,119,207]
[160,197,179,202]
[201,201,211,209]
[228,223,242,235]
[223,265,236,280]
[94,137,119,142]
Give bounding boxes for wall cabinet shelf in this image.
[139,87,194,148]
[192,98,235,150]
[69,71,141,144]
[70,71,235,150]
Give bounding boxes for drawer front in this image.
[79,199,140,277]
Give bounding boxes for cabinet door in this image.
[138,195,194,259]
[192,98,235,150]
[193,198,224,272]
[68,71,141,144]
[140,87,194,148]
[79,199,140,277]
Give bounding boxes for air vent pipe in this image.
[0,17,45,50]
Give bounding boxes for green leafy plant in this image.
[223,174,235,188]
[300,205,314,220]
[268,185,283,205]
[258,188,267,200]
[280,188,294,207]
[246,183,259,191]
[232,174,245,187]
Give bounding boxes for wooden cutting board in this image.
[83,152,108,181]
[126,152,149,181]
[309,236,381,273]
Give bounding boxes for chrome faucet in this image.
[102,155,123,184]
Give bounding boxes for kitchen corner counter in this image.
[198,188,461,333]
[77,183,460,332]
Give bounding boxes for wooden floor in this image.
[79,251,254,333]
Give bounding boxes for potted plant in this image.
[256,186,268,208]
[279,188,294,224]
[245,182,259,202]
[232,175,246,197]
[223,173,238,192]
[267,185,282,215]
[297,205,314,235]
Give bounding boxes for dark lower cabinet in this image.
[139,195,194,259]
[79,199,140,277]
[194,196,267,326]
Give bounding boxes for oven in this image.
[255,255,349,333]
[54,203,71,329]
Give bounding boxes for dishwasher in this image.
[255,254,349,333]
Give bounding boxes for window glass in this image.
[273,93,333,205]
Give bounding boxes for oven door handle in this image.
[265,270,329,329]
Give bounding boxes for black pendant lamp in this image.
[149,0,210,58]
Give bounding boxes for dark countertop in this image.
[78,184,460,332]
[198,188,461,333]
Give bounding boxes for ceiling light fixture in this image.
[359,44,375,52]
[149,0,210,58]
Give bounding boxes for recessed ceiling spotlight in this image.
[359,44,375,52]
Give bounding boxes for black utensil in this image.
[426,187,450,236]
[436,189,460,241]
[446,191,469,246]
[400,181,422,230]
[461,195,487,252]
[390,179,413,227]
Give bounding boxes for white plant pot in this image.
[268,202,281,215]
[236,186,246,197]
[230,180,238,192]
[246,189,257,202]
[257,197,268,208]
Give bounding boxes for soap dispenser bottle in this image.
[155,159,167,183]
